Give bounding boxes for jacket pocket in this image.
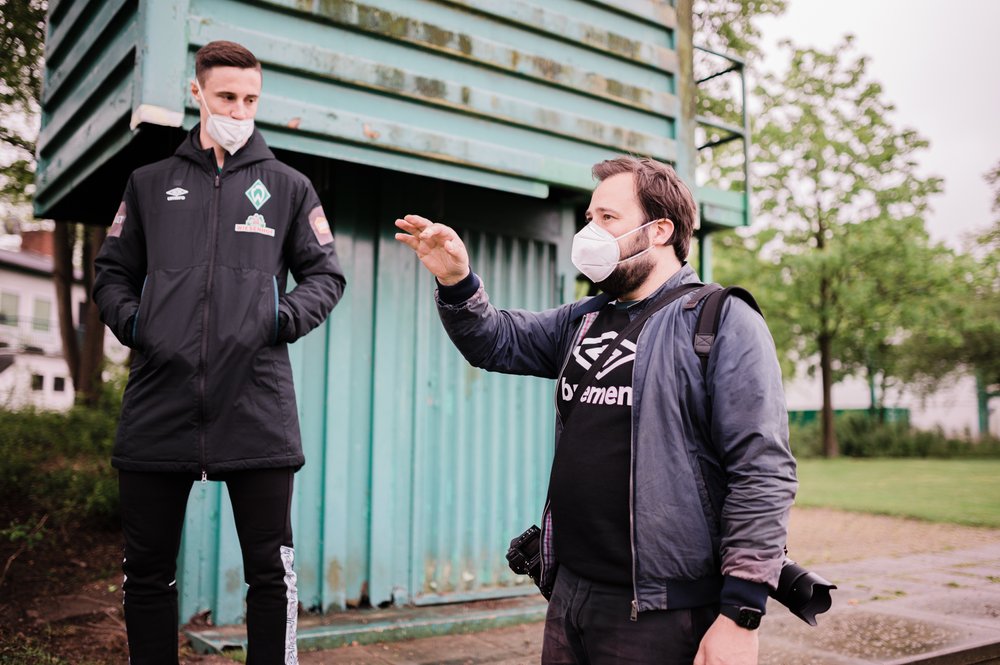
[271,275,279,345]
[131,276,148,349]
[695,454,724,534]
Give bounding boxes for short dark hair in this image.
[592,156,697,261]
[195,41,261,85]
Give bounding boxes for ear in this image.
[190,80,201,104]
[651,218,675,247]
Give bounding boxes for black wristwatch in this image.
[719,605,762,630]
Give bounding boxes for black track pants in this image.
[119,468,297,665]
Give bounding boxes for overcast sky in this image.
[755,0,1000,248]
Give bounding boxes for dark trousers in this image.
[119,468,297,665]
[542,566,718,665]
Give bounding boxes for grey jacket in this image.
[436,264,797,615]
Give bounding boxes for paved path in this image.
[288,508,1000,665]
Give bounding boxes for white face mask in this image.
[571,219,659,283]
[195,79,255,156]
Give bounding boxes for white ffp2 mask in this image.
[571,220,659,283]
[195,80,254,156]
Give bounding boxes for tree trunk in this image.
[817,265,839,457]
[819,331,839,457]
[51,222,107,407]
[76,226,107,407]
[52,222,80,387]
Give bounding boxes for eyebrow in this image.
[215,91,258,98]
[587,207,621,216]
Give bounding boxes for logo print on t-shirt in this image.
[573,331,637,381]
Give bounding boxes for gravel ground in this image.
[295,507,1000,665]
[787,507,1000,565]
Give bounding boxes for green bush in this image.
[786,411,1000,459]
[0,400,120,528]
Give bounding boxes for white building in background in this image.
[0,233,126,411]
[783,371,1000,439]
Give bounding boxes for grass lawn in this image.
[794,458,1000,528]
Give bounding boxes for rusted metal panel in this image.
[35,0,686,216]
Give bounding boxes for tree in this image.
[1,0,108,406]
[0,0,46,215]
[894,164,1000,437]
[748,37,943,456]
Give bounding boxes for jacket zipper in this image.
[198,172,221,481]
[628,316,644,621]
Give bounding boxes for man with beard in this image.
[394,156,796,665]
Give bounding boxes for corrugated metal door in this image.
[179,166,572,624]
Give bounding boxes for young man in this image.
[93,41,346,664]
[395,156,797,665]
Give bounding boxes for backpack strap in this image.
[692,286,763,374]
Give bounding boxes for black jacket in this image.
[94,126,346,473]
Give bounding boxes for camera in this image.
[506,525,546,597]
[506,526,835,625]
[770,557,836,626]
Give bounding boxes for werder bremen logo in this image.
[245,179,271,210]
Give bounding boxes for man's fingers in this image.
[403,214,433,230]
[394,232,419,250]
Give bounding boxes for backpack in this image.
[684,283,763,373]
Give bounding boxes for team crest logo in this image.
[234,213,275,237]
[245,179,271,210]
[166,187,188,201]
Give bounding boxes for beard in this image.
[596,230,656,299]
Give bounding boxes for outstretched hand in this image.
[394,214,471,286]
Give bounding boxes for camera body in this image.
[506,526,835,625]
[506,525,547,598]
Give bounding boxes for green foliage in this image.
[0,0,46,207]
[715,37,946,455]
[0,401,120,528]
[693,0,788,60]
[693,0,788,192]
[795,458,1000,527]
[1,514,47,549]
[789,414,1000,460]
[0,636,69,665]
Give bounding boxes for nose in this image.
[231,104,248,120]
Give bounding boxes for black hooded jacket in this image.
[94,125,346,473]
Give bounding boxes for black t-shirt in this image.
[549,303,643,587]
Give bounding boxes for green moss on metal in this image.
[374,64,406,90]
[605,78,647,106]
[326,558,343,591]
[415,76,447,99]
[531,55,563,80]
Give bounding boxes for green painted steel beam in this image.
[247,113,552,199]
[42,0,133,106]
[186,598,547,654]
[188,20,677,158]
[33,97,135,216]
[697,186,746,229]
[134,0,190,120]
[595,0,677,29]
[433,0,678,73]
[36,21,137,158]
[252,0,678,115]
